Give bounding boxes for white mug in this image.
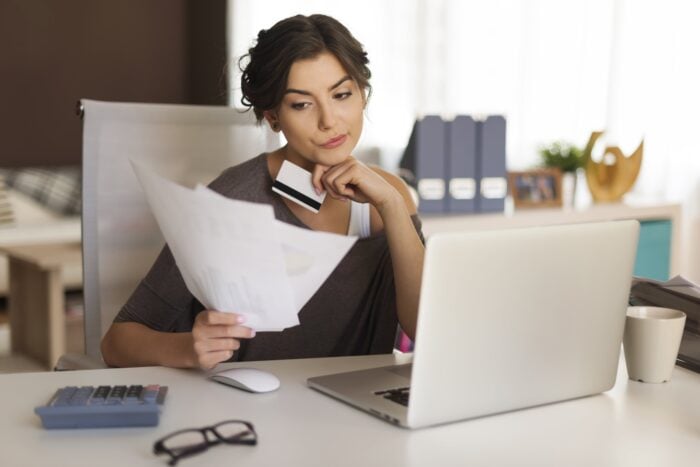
[623,306,686,383]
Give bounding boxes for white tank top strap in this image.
[347,201,372,238]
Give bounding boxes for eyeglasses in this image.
[153,420,257,465]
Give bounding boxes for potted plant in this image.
[538,141,584,206]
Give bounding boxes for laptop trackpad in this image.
[387,364,412,379]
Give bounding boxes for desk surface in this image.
[1,353,699,467]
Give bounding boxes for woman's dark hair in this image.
[239,14,372,122]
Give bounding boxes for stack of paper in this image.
[131,161,357,331]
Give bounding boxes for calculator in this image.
[35,384,168,429]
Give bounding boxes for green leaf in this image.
[538,141,584,172]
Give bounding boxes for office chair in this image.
[56,99,278,369]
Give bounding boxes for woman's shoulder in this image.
[207,153,269,199]
[369,165,418,215]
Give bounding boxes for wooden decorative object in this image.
[583,131,643,203]
[508,168,563,209]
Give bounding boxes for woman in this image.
[101,14,425,369]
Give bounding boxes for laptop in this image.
[308,220,639,429]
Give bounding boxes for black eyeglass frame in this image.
[153,420,257,465]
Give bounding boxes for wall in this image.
[0,0,227,168]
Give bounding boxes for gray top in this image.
[115,154,424,361]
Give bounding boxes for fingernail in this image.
[250,330,256,337]
[237,315,246,323]
[315,187,322,195]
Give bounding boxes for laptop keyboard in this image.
[374,387,410,407]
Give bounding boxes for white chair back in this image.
[80,99,278,361]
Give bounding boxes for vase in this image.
[561,170,579,207]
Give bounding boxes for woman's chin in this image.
[285,144,355,168]
[315,148,354,166]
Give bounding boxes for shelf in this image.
[421,201,682,278]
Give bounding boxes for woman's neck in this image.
[281,145,315,172]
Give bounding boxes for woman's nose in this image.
[318,102,337,130]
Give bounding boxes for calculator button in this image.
[106,385,128,404]
[69,386,95,406]
[123,385,144,404]
[125,385,143,400]
[52,387,78,406]
[90,386,111,404]
[141,385,160,402]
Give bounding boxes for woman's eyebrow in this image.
[284,75,352,96]
[328,75,351,90]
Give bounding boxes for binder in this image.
[477,115,507,212]
[399,115,447,213]
[446,115,477,213]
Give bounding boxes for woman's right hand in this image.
[191,311,256,369]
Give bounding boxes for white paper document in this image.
[131,161,357,331]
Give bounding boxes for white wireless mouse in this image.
[210,368,281,393]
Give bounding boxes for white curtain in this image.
[605,0,700,280]
[228,0,700,278]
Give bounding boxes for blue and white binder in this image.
[476,116,507,213]
[399,115,447,213]
[446,115,478,213]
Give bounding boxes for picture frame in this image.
[508,168,563,208]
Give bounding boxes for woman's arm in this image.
[312,158,424,340]
[371,173,424,340]
[101,311,256,369]
[101,322,197,368]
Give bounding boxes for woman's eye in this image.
[335,91,352,100]
[291,102,311,110]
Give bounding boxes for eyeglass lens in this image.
[161,430,210,453]
[213,421,255,442]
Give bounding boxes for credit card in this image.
[272,160,326,213]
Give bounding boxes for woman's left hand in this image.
[312,156,400,211]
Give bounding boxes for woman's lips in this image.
[321,134,347,149]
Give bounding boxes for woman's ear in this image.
[263,110,281,132]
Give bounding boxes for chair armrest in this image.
[54,353,107,371]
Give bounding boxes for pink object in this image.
[398,331,413,353]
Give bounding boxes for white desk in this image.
[1,353,699,466]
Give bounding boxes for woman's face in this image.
[270,51,365,170]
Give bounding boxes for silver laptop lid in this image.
[408,220,639,428]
